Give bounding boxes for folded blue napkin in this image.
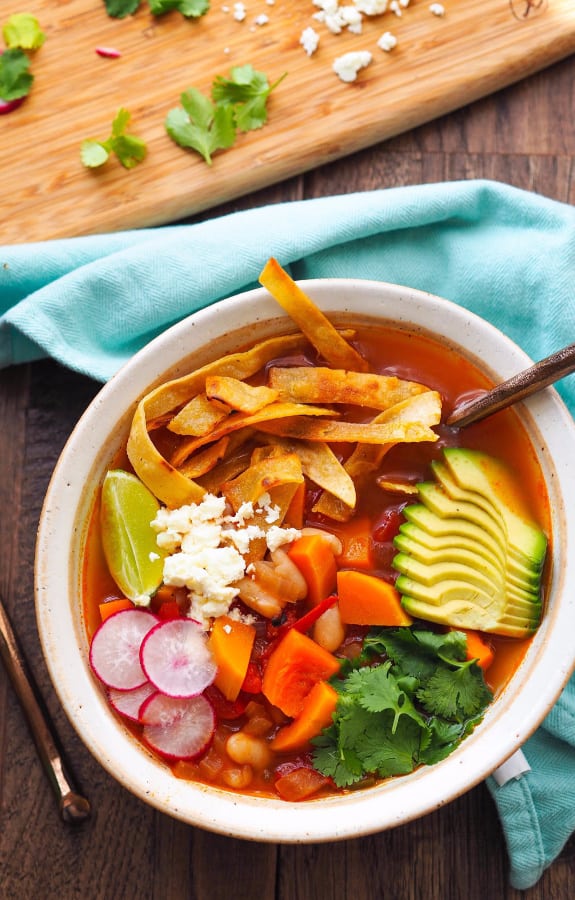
[2,179,575,888]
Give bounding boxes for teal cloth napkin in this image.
[1,179,575,887]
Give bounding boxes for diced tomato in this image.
[274,766,333,801]
[372,505,405,542]
[204,685,247,720]
[241,661,263,694]
[156,600,181,620]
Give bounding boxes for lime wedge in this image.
[100,470,165,602]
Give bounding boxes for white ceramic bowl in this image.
[35,279,575,841]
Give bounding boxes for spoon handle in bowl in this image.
[0,594,91,823]
[447,342,575,428]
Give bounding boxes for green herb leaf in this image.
[3,14,46,50]
[81,108,147,170]
[149,0,210,17]
[212,65,286,132]
[344,662,425,732]
[80,140,110,168]
[417,662,493,721]
[165,89,236,165]
[104,0,141,18]
[0,49,33,102]
[312,626,493,787]
[112,133,148,168]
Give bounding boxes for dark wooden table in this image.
[1,53,575,900]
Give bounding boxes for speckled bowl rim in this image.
[35,279,575,842]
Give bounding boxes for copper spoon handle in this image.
[0,594,91,823]
[447,342,575,427]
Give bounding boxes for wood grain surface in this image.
[2,0,575,244]
[1,29,575,900]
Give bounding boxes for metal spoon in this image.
[447,342,575,427]
[0,593,91,823]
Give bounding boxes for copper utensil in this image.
[447,342,575,427]
[0,593,91,823]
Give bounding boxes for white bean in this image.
[222,765,253,789]
[312,603,345,653]
[226,732,272,770]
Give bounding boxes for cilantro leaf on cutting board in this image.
[166,66,286,165]
[165,90,236,165]
[0,49,33,102]
[81,108,147,170]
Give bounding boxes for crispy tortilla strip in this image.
[377,479,419,495]
[178,436,231,478]
[169,394,230,437]
[205,376,278,414]
[169,402,336,468]
[127,334,311,507]
[259,258,368,372]
[221,452,304,512]
[268,367,427,409]
[196,443,254,494]
[312,390,442,520]
[258,418,438,445]
[261,435,356,508]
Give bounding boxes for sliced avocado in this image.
[400,502,541,586]
[393,532,506,583]
[441,448,547,569]
[397,579,541,638]
[399,511,507,567]
[393,552,502,595]
[391,448,547,637]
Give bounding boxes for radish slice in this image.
[141,693,215,760]
[89,608,158,690]
[0,97,25,115]
[140,618,217,698]
[108,681,156,722]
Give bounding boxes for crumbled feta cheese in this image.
[227,606,257,625]
[266,525,302,551]
[263,504,280,524]
[149,551,161,562]
[254,13,269,25]
[300,25,320,55]
[233,2,247,21]
[332,50,372,82]
[377,30,397,51]
[151,492,302,627]
[133,594,152,608]
[353,0,387,13]
[222,523,266,554]
[389,0,401,15]
[429,2,445,15]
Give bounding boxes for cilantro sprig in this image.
[0,14,45,105]
[0,49,32,102]
[81,108,147,170]
[312,627,492,788]
[165,65,286,165]
[104,0,209,19]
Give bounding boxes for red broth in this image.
[82,324,550,799]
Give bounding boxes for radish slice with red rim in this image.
[140,618,217,698]
[141,693,216,760]
[89,608,158,691]
[108,681,156,722]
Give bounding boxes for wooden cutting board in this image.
[2,0,574,244]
